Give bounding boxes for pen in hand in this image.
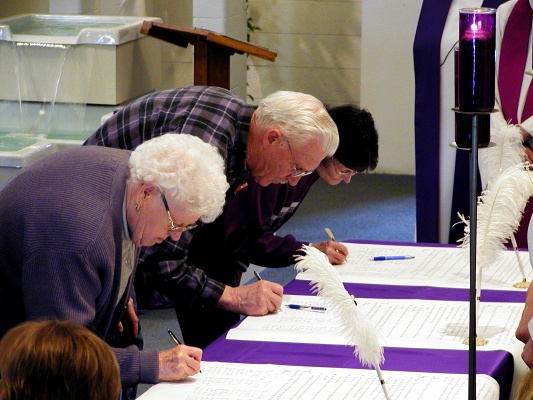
[167,329,202,373]
[325,227,336,242]
[325,228,349,261]
[254,271,262,281]
[167,328,182,346]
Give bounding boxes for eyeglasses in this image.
[331,157,356,177]
[285,138,314,178]
[161,193,197,233]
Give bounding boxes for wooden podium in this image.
[140,21,277,90]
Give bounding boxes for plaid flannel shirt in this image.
[84,86,254,306]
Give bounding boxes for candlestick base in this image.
[450,141,496,150]
[462,337,489,346]
[451,108,498,149]
[513,278,530,289]
[451,107,499,115]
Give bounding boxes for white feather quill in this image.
[478,123,525,189]
[477,122,530,286]
[457,123,532,341]
[294,246,389,399]
[458,162,533,268]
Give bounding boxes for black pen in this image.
[254,271,262,281]
[167,329,182,346]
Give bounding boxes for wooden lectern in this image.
[140,21,277,90]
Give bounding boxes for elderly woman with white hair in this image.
[0,134,229,392]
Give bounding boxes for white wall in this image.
[192,0,248,99]
[146,0,195,91]
[0,0,47,15]
[361,0,422,175]
[246,0,417,175]
[246,0,361,107]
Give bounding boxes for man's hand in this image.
[158,345,202,381]
[217,281,283,315]
[116,297,139,337]
[524,145,533,163]
[518,125,533,163]
[311,241,349,265]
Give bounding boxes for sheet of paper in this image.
[227,295,524,352]
[295,243,532,290]
[137,361,499,400]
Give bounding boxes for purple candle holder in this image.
[458,8,496,112]
[454,47,491,148]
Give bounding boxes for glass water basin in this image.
[0,131,92,152]
[0,14,161,45]
[0,132,42,152]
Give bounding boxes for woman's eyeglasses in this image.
[161,193,197,233]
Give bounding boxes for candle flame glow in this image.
[470,21,484,32]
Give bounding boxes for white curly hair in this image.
[128,134,229,223]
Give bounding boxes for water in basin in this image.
[0,132,43,152]
[0,129,93,152]
[7,19,123,37]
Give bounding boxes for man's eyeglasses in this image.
[285,138,314,178]
[331,157,357,177]
[161,193,197,233]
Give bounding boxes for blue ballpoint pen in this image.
[371,255,415,261]
[286,304,327,312]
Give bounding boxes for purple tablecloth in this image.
[204,279,516,399]
[204,240,523,399]
[286,279,527,304]
[204,340,513,399]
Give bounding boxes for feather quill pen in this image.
[458,162,533,268]
[478,123,529,281]
[478,123,525,188]
[458,163,533,332]
[294,246,389,399]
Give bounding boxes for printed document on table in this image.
[295,242,532,290]
[227,294,524,353]
[136,362,499,400]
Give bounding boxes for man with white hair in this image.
[84,85,339,318]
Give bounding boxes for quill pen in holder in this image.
[294,245,389,400]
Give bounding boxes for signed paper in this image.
[295,243,532,290]
[137,362,499,400]
[227,295,523,352]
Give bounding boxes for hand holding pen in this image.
[166,329,202,374]
[157,329,202,381]
[322,228,349,264]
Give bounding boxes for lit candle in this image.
[458,8,496,112]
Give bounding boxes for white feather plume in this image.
[478,123,525,189]
[458,163,533,268]
[294,245,384,368]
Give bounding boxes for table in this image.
[141,241,530,399]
